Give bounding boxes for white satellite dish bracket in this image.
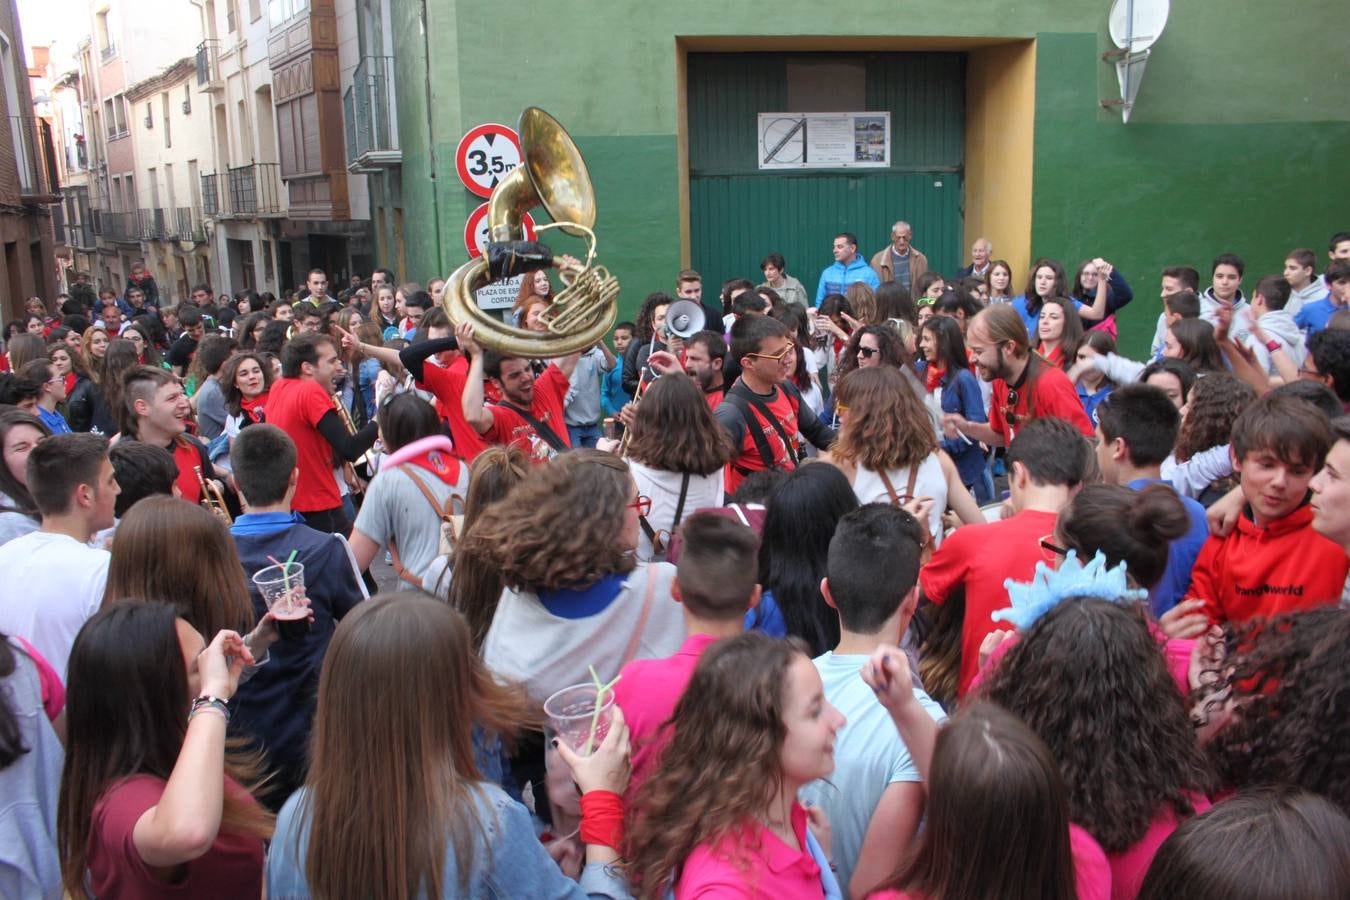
[1100,0,1170,124]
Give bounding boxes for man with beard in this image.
[941,304,1092,446]
[683,330,727,407]
[457,323,580,462]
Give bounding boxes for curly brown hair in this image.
[458,449,635,592]
[1203,607,1350,813]
[622,633,806,898]
[834,324,914,384]
[625,372,734,475]
[832,366,937,471]
[1174,372,1256,462]
[981,599,1212,853]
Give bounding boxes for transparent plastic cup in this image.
[252,562,310,640]
[543,683,615,756]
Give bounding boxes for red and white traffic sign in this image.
[463,202,536,259]
[455,123,524,198]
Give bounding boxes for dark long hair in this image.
[1057,483,1191,590]
[757,463,858,655]
[1168,318,1225,373]
[1021,258,1068,319]
[875,701,1077,900]
[921,315,970,378]
[875,280,918,326]
[982,599,1212,853]
[58,602,273,898]
[0,636,29,768]
[220,352,275,417]
[0,409,50,518]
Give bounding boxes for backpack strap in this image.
[388,465,465,589]
[495,399,567,452]
[642,473,691,557]
[725,381,800,473]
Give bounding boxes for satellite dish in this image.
[1103,0,1170,123]
[1108,0,1170,52]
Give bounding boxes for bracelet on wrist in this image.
[189,695,231,724]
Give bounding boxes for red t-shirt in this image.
[919,508,1059,696]
[722,386,802,495]
[482,364,571,463]
[416,355,487,462]
[87,774,265,900]
[266,377,342,512]
[704,387,725,409]
[1189,503,1348,626]
[166,436,211,504]
[989,362,1094,443]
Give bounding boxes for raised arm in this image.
[457,324,494,435]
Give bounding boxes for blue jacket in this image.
[266,784,631,898]
[1126,478,1209,617]
[815,256,880,305]
[1070,269,1135,316]
[601,364,631,417]
[919,363,988,488]
[1295,296,1341,337]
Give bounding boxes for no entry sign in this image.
[463,202,536,259]
[455,123,524,198]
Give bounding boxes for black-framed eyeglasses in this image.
[858,346,879,359]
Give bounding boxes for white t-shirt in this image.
[0,531,110,679]
[851,453,948,544]
[799,651,947,892]
[628,461,723,562]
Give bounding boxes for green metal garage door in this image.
[688,52,965,302]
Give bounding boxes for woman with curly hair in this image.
[625,372,733,561]
[1167,372,1257,505]
[475,449,686,703]
[1201,606,1350,814]
[755,463,858,654]
[982,598,1213,900]
[830,367,982,543]
[623,632,845,899]
[844,281,877,326]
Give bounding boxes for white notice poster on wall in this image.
[757,112,891,170]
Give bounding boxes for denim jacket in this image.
[918,363,988,488]
[267,784,632,899]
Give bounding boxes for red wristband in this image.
[579,789,625,850]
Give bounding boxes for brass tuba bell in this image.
[442,108,620,357]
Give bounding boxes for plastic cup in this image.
[252,562,310,640]
[543,683,615,755]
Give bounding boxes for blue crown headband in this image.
[992,549,1148,631]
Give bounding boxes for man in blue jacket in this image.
[815,232,880,305]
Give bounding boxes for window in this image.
[162,93,171,147]
[112,95,128,136]
[103,98,115,138]
[227,1,237,32]
[144,102,153,130]
[269,0,308,29]
[249,0,262,22]
[96,10,115,58]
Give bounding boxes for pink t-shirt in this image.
[676,801,824,899]
[1104,794,1211,900]
[612,632,718,797]
[866,824,1110,900]
[87,774,265,899]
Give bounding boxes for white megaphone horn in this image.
[664,300,706,339]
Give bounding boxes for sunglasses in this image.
[916,297,937,308]
[858,346,879,359]
[746,340,795,363]
[628,494,653,517]
[1039,535,1070,565]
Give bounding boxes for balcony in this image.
[100,211,138,243]
[343,55,400,173]
[66,219,96,249]
[165,208,205,243]
[11,117,61,203]
[201,172,219,216]
[196,40,223,92]
[202,163,283,218]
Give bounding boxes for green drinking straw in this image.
[583,664,622,756]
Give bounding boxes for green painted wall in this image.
[387,0,1349,358]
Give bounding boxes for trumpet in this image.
[331,392,377,467]
[195,465,232,524]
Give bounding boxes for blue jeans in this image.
[567,422,601,449]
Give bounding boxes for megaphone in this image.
[665,300,706,340]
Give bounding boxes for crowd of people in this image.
[2,225,1350,899]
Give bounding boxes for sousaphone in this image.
[442,108,620,356]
